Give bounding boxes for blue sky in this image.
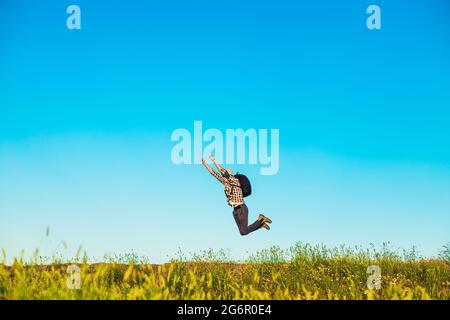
[1,0,449,262]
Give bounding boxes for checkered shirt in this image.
[210,170,244,207]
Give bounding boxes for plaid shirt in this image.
[210,170,244,207]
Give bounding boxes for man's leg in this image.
[233,206,249,235]
[247,214,264,233]
[233,204,263,236]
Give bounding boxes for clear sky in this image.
[1,0,449,262]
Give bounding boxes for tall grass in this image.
[0,242,448,300]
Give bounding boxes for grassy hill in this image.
[1,243,449,299]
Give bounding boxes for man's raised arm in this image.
[209,155,226,175]
[201,157,224,184]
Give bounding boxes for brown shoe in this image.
[260,223,270,230]
[258,214,272,224]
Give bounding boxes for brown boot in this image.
[260,223,270,230]
[258,214,272,224]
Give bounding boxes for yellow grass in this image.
[1,243,449,300]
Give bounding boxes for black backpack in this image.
[234,173,252,197]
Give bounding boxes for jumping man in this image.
[201,154,272,236]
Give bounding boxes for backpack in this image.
[234,173,252,197]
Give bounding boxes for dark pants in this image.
[233,204,263,236]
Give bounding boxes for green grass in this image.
[1,242,449,300]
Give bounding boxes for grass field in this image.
[1,242,449,300]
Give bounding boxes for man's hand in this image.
[209,154,225,173]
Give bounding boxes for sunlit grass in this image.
[0,242,449,300]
